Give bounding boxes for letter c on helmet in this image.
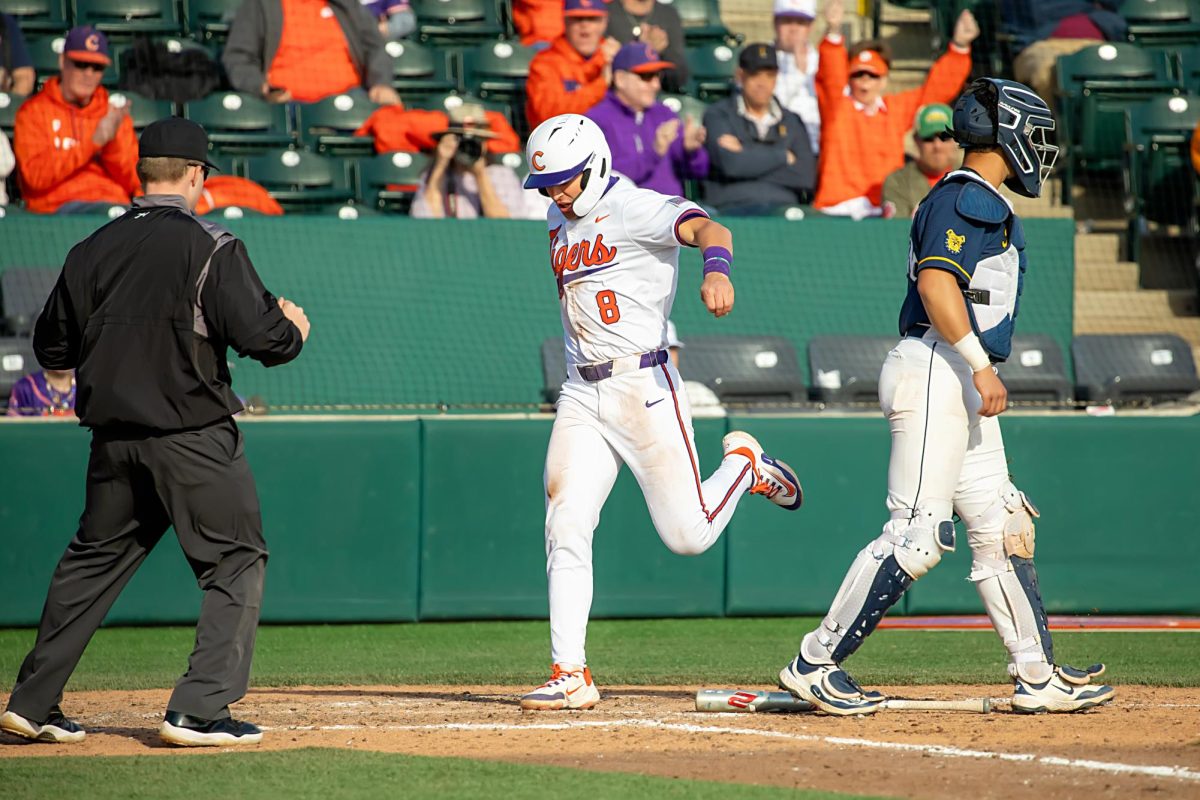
[531,151,545,171]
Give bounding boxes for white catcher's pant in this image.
[545,361,754,666]
[803,329,1054,681]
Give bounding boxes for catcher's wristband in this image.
[953,332,991,372]
[702,246,732,277]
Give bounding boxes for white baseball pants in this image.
[544,360,754,666]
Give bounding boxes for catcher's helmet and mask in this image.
[952,78,1058,198]
[523,114,613,216]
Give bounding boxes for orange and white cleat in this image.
[722,431,803,511]
[520,664,601,711]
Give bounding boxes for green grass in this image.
[1,618,1196,691]
[0,748,892,800]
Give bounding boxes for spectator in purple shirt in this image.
[585,42,708,196]
[6,369,76,417]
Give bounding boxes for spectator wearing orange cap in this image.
[13,26,140,214]
[812,0,975,218]
[525,0,622,128]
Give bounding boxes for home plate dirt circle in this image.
[2,685,1198,799]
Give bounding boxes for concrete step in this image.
[1074,289,1199,322]
[1076,261,1141,292]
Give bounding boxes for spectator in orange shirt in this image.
[513,0,564,47]
[812,0,975,219]
[223,0,401,106]
[1192,121,1200,178]
[526,0,621,129]
[13,26,140,214]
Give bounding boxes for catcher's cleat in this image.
[778,655,883,716]
[0,708,86,743]
[722,431,803,510]
[1056,663,1106,685]
[1011,672,1115,714]
[520,664,600,711]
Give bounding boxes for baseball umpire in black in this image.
[0,118,310,747]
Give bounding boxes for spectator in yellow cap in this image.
[882,103,960,218]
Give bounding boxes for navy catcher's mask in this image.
[952,78,1058,199]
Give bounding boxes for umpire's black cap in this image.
[138,117,221,170]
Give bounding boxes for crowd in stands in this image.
[0,0,1194,222]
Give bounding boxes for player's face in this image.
[848,69,886,105]
[774,17,812,51]
[915,130,959,175]
[544,172,587,218]
[59,55,105,105]
[565,15,607,58]
[738,67,779,110]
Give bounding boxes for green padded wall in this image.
[0,216,1074,409]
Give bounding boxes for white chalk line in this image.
[260,718,1200,782]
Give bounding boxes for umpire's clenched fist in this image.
[277,297,311,342]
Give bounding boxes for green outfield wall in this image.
[0,216,1075,408]
[1,414,1196,627]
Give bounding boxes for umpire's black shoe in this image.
[160,711,263,747]
[0,708,86,743]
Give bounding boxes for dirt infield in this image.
[3,685,1199,799]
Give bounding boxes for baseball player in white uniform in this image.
[778,79,1114,715]
[519,114,803,711]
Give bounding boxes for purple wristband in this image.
[702,246,732,277]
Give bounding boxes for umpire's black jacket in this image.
[34,194,304,432]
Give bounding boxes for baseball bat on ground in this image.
[695,689,991,714]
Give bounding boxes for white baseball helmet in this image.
[523,114,612,216]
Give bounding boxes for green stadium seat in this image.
[294,91,380,156]
[660,93,709,125]
[0,92,23,136]
[183,91,294,155]
[184,0,241,41]
[461,40,535,98]
[1174,44,1200,85]
[667,0,735,44]
[1123,94,1200,262]
[74,0,184,36]
[1121,0,1200,47]
[106,90,174,129]
[385,40,459,96]
[243,148,356,212]
[0,0,68,33]
[1055,43,1180,199]
[411,0,503,43]
[686,43,737,101]
[408,91,513,126]
[358,150,430,212]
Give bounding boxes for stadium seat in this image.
[1072,333,1200,405]
[0,0,68,33]
[678,335,807,406]
[1055,43,1180,198]
[461,40,535,99]
[0,92,22,137]
[660,93,709,125]
[1123,94,1200,262]
[669,0,735,44]
[185,0,242,41]
[408,91,514,126]
[1121,0,1200,47]
[540,337,566,404]
[27,35,68,82]
[806,335,896,405]
[358,150,430,213]
[74,0,184,36]
[1175,44,1200,86]
[243,148,356,212]
[183,92,294,155]
[411,0,503,43]
[107,89,174,129]
[687,44,737,101]
[1,266,58,336]
[995,334,1072,405]
[0,336,38,409]
[386,40,459,95]
[294,91,380,156]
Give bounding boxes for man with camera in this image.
[410,103,549,219]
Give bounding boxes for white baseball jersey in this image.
[546,177,708,366]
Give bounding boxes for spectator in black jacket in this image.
[0,12,34,95]
[604,0,689,94]
[702,42,815,214]
[0,118,309,749]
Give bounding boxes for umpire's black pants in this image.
[6,418,268,723]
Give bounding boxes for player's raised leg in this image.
[955,415,1114,713]
[779,340,968,715]
[522,386,620,711]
